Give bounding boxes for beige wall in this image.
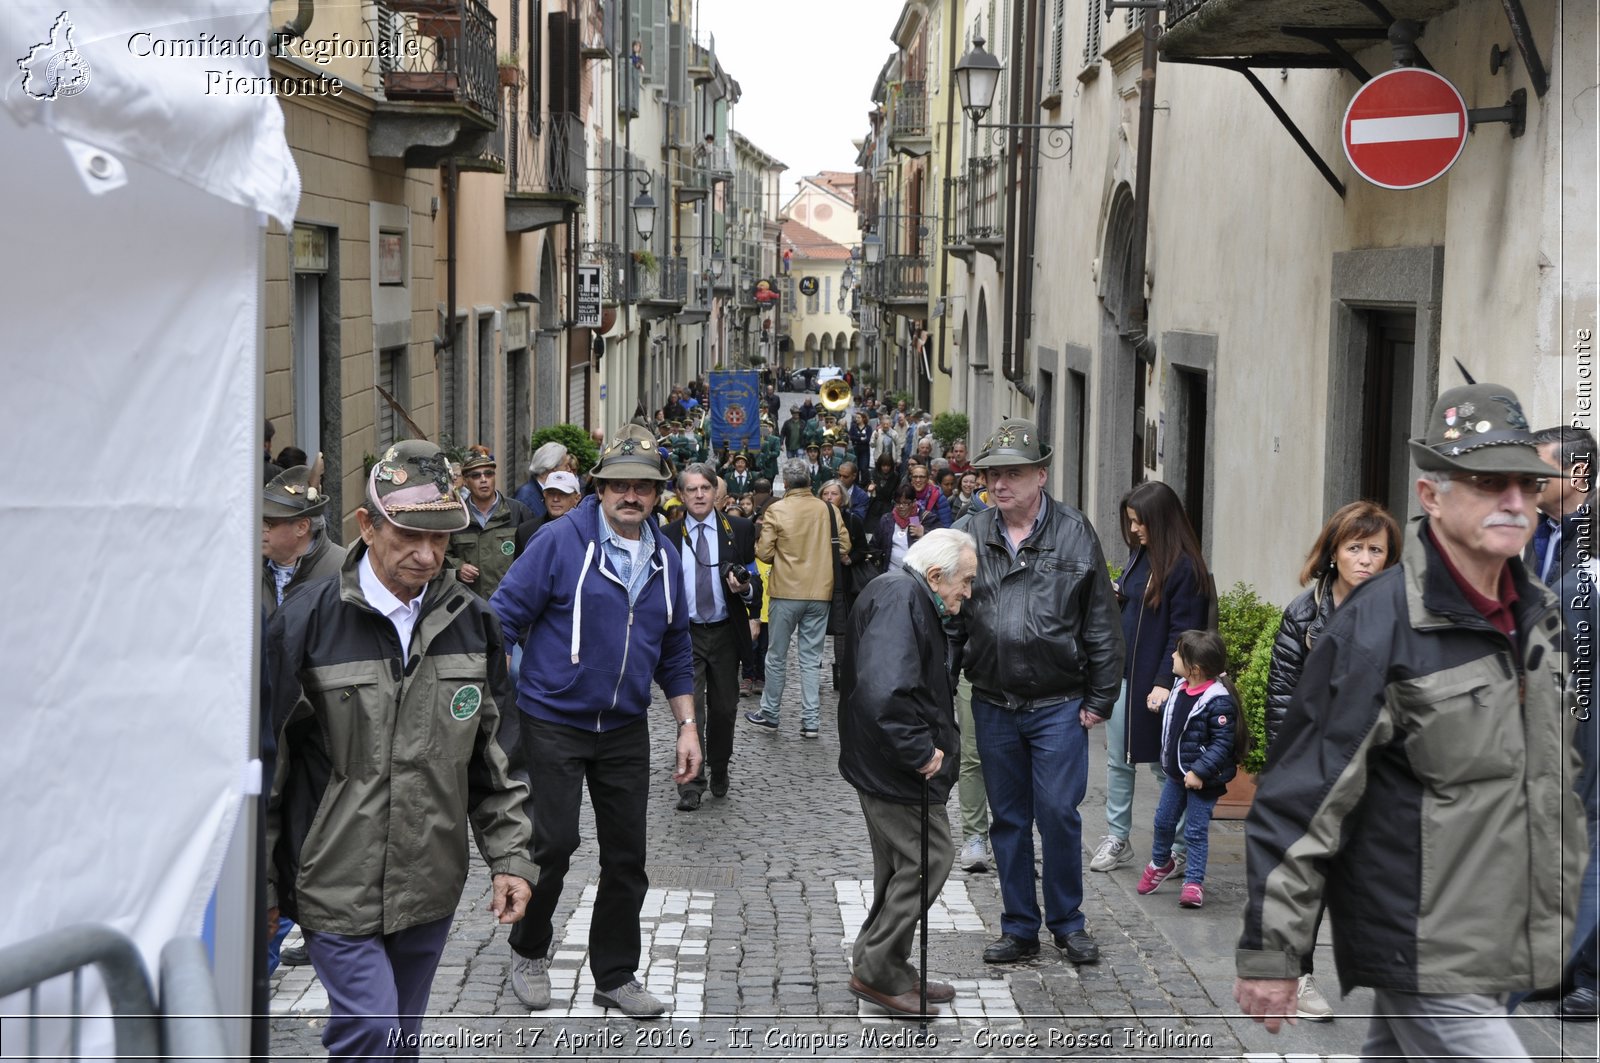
[267,79,439,544]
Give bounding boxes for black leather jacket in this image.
[1264,578,1335,752]
[962,497,1125,716]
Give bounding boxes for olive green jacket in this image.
[261,532,347,617]
[448,492,533,601]
[264,545,536,935]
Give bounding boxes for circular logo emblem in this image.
[501,539,516,556]
[450,684,482,720]
[47,50,91,97]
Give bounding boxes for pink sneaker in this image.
[1179,882,1205,908]
[1136,859,1177,895]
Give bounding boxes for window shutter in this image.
[528,0,542,121]
[1083,0,1103,67]
[668,21,685,106]
[651,0,667,84]
[1047,0,1064,97]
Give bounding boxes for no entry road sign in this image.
[1342,67,1469,190]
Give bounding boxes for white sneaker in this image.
[1089,835,1133,872]
[1297,974,1334,1021]
[960,835,989,872]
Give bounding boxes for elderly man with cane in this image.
[837,528,977,1018]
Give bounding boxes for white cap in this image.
[540,471,581,495]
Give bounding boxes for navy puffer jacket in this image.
[1157,681,1238,798]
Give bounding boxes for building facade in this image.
[858,0,1595,606]
[264,0,783,536]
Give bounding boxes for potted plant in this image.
[1213,581,1283,818]
[498,53,522,89]
[631,249,659,275]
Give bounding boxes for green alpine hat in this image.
[1408,383,1551,476]
[971,418,1052,468]
[263,465,328,521]
[591,423,672,481]
[367,440,471,532]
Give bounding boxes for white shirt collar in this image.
[359,552,426,660]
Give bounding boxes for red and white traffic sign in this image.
[1342,67,1470,190]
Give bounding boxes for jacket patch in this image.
[501,539,515,556]
[450,685,482,720]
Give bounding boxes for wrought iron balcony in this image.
[368,0,499,167]
[638,255,689,318]
[507,112,587,232]
[581,242,627,305]
[887,79,931,157]
[881,255,929,315]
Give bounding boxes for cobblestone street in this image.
[270,645,1593,1061]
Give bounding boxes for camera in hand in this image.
[723,562,751,588]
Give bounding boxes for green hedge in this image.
[1215,581,1283,776]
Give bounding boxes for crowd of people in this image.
[254,371,1597,1058]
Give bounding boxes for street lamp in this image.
[710,244,726,280]
[953,36,1003,123]
[863,232,882,265]
[631,188,657,242]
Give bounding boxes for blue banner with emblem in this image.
[709,370,760,452]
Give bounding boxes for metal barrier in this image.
[0,924,225,1062]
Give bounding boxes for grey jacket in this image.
[1238,522,1585,994]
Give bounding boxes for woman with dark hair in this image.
[875,481,940,573]
[865,452,901,530]
[849,411,873,473]
[1260,499,1399,1022]
[1090,481,1211,880]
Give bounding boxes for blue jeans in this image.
[971,696,1089,939]
[1152,775,1217,885]
[759,598,830,730]
[1105,681,1186,856]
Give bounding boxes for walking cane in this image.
[919,772,930,1029]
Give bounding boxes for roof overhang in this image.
[1160,0,1462,64]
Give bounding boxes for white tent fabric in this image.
[0,0,299,1035]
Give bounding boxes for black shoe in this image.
[676,791,702,812]
[745,711,779,730]
[1053,929,1100,965]
[1558,986,1599,1021]
[279,944,309,967]
[710,772,729,798]
[982,934,1040,964]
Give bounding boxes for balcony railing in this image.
[510,112,586,199]
[376,0,498,123]
[1165,0,1204,24]
[882,255,928,304]
[581,242,627,304]
[968,155,1003,245]
[890,79,928,139]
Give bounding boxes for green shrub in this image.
[1215,581,1283,775]
[931,411,970,451]
[531,423,599,474]
[1234,623,1279,774]
[887,390,915,411]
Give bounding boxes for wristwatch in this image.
[677,717,696,729]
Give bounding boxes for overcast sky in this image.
[694,0,900,193]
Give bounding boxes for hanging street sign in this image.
[575,265,602,328]
[1342,67,1469,190]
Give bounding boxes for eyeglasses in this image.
[465,471,496,480]
[1452,472,1548,496]
[602,480,659,497]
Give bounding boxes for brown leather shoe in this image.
[919,980,956,1004]
[849,976,941,1018]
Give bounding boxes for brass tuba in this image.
[819,379,851,413]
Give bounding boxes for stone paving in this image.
[270,640,1596,1061]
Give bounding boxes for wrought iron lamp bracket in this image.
[974,122,1074,161]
